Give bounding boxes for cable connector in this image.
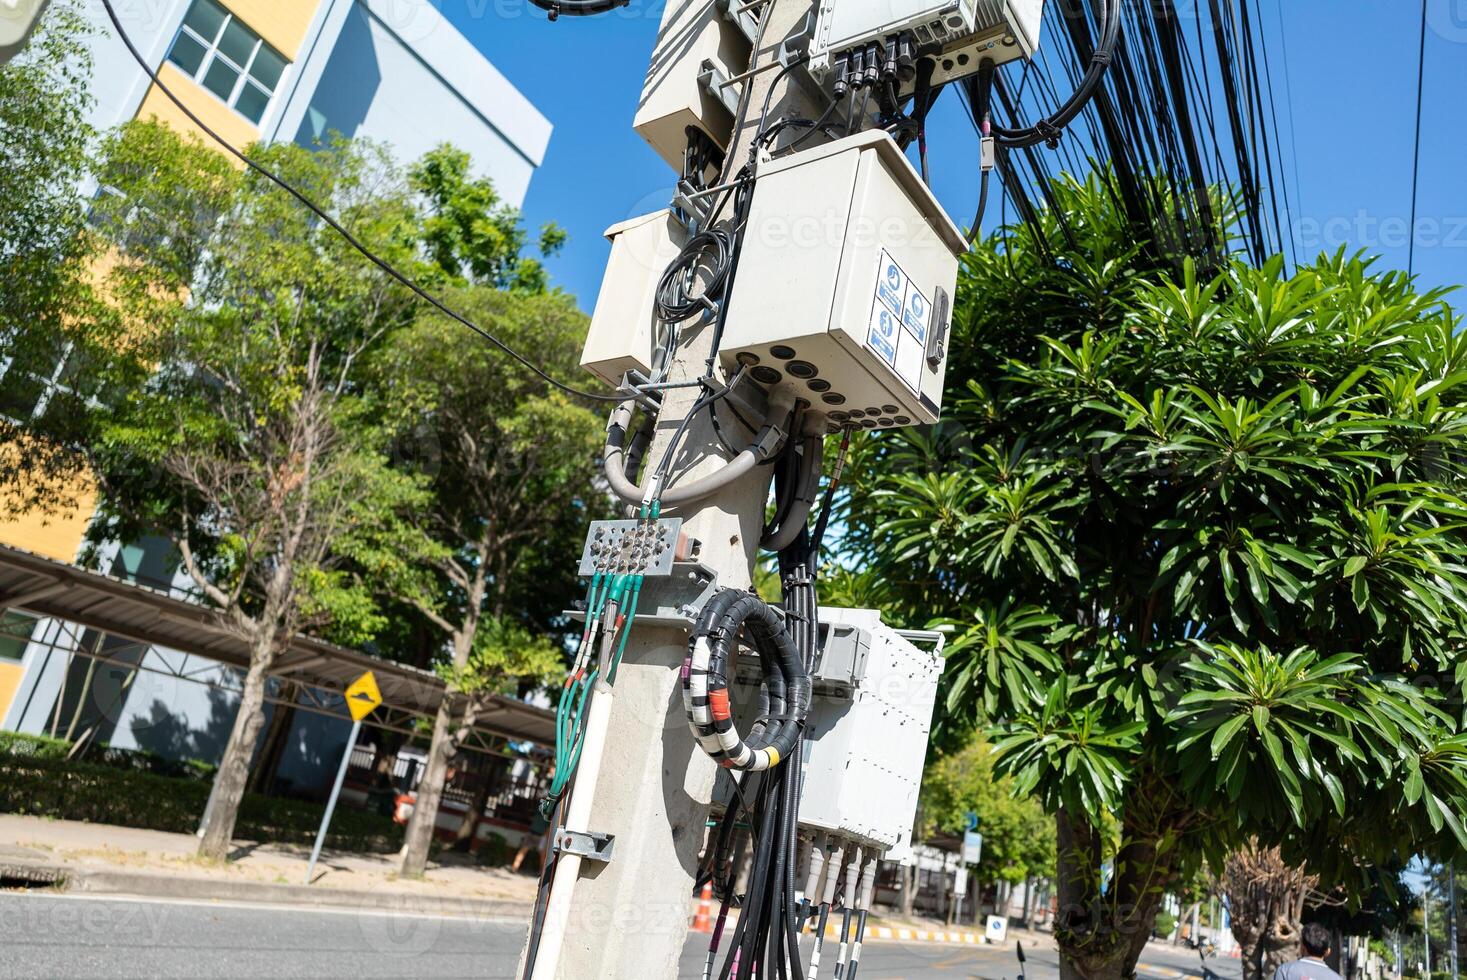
[862,42,880,87]
[881,35,899,82]
[981,135,997,173]
[832,50,851,98]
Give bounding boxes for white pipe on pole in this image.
[530,681,614,980]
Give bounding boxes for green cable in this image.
[610,575,642,683]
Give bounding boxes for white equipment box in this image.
[811,0,1043,92]
[634,0,751,176]
[580,209,687,386]
[718,131,965,429]
[799,608,945,853]
[727,608,944,854]
[1,0,51,65]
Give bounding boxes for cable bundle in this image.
[691,430,854,980]
[683,589,809,772]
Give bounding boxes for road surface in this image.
[0,892,1242,980]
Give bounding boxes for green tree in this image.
[80,123,422,861]
[920,733,1055,892]
[842,172,1467,979]
[348,153,607,876]
[0,1,108,510]
[409,144,566,293]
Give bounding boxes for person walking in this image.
[1273,924,1346,980]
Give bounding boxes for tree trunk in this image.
[198,655,271,861]
[453,759,501,852]
[901,862,917,919]
[249,689,297,796]
[1054,806,1179,980]
[399,695,457,876]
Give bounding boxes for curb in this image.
[863,924,988,945]
[698,913,989,947]
[1,860,527,919]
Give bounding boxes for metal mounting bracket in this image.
[565,559,719,629]
[718,0,760,43]
[554,828,615,863]
[698,60,742,117]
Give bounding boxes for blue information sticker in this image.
[876,250,907,317]
[867,302,899,365]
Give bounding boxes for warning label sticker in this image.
[876,250,907,317]
[867,304,899,366]
[865,249,927,393]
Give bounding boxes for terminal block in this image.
[577,518,690,578]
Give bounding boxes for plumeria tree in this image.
[842,172,1467,979]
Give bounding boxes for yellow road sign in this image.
[344,671,382,721]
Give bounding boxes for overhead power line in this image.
[1409,0,1429,277]
[97,0,624,404]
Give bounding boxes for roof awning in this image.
[0,544,553,749]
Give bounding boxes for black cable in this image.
[652,365,747,484]
[655,228,734,322]
[98,0,625,405]
[527,0,629,17]
[1408,0,1428,277]
[753,56,813,166]
[989,0,1121,149]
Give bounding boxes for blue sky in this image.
[442,0,1467,311]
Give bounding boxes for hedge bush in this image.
[0,730,216,780]
[0,749,403,853]
[0,730,71,759]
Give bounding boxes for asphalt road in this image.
[0,892,1242,980]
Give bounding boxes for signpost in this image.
[304,671,381,884]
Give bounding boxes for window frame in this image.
[165,0,290,126]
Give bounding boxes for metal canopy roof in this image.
[0,543,553,748]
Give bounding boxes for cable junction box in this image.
[581,209,688,387]
[718,131,966,430]
[724,607,945,856]
[809,0,1044,93]
[633,0,752,177]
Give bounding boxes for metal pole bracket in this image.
[554,828,616,864]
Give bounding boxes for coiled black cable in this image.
[989,0,1122,148]
[655,227,735,323]
[528,0,629,18]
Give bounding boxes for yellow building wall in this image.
[223,0,323,61]
[0,662,23,724]
[0,0,324,581]
[136,62,261,153]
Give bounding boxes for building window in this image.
[0,332,73,425]
[0,612,38,663]
[166,0,288,125]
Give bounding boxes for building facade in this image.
[0,0,550,783]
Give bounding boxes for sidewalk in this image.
[0,814,537,917]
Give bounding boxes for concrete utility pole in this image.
[522,2,821,977]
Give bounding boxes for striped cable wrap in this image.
[682,588,811,771]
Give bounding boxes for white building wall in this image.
[269,0,551,207]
